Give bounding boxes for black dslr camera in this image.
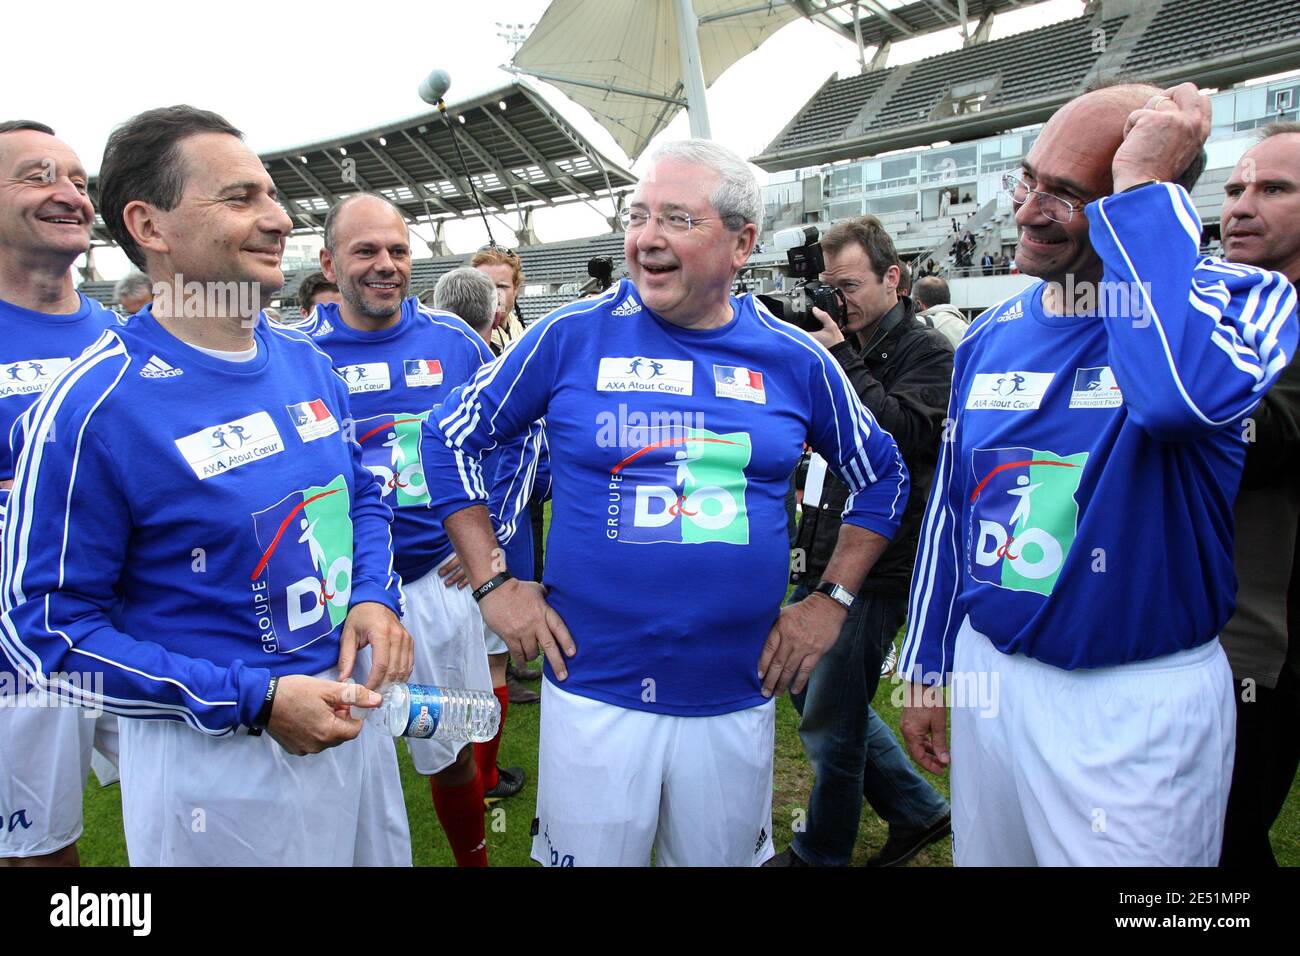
[756,226,846,332]
[587,255,614,293]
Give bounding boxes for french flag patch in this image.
[403,359,443,387]
[713,365,766,404]
[286,398,339,443]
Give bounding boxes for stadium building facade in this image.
[748,76,1300,312]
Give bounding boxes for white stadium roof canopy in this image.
[507,0,1041,160]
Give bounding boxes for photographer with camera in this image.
[584,254,615,297]
[768,215,954,868]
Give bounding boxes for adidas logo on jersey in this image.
[996,300,1024,323]
[312,319,334,337]
[139,355,183,379]
[611,296,641,317]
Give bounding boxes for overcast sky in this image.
[2,0,1084,280]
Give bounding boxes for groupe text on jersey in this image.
[0,310,405,733]
[422,280,909,716]
[900,182,1299,682]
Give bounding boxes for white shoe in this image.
[881,642,898,679]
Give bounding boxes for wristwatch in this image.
[813,580,855,611]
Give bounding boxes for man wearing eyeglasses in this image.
[898,82,1298,865]
[422,139,908,866]
[0,120,122,868]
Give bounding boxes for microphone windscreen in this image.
[418,69,452,105]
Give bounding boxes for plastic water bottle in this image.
[362,683,500,742]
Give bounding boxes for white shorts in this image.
[483,622,508,657]
[531,678,775,867]
[401,560,494,775]
[0,699,98,857]
[950,616,1235,866]
[118,669,411,867]
[90,714,121,787]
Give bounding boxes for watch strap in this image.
[813,580,855,610]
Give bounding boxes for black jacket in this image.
[793,295,954,595]
[1223,341,1300,687]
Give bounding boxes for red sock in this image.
[474,684,510,792]
[430,772,488,867]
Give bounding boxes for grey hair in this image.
[646,139,763,234]
[114,270,152,301]
[434,267,496,333]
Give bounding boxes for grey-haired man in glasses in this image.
[898,81,1298,865]
[422,139,907,866]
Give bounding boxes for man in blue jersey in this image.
[769,216,954,869]
[423,139,908,866]
[469,249,545,709]
[435,266,549,791]
[898,82,1299,865]
[0,120,124,867]
[1,106,414,866]
[301,194,510,866]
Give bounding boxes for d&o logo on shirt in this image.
[607,425,751,545]
[355,411,430,507]
[249,474,354,653]
[967,446,1087,596]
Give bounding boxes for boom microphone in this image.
[418,69,452,105]
[416,68,497,247]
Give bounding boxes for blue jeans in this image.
[788,585,949,866]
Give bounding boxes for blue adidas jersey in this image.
[299,298,492,583]
[489,419,550,581]
[900,183,1299,683]
[0,310,404,734]
[0,292,121,481]
[423,281,908,716]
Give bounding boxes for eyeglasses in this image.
[619,208,729,233]
[477,243,517,258]
[1002,173,1084,224]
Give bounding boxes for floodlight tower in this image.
[496,21,533,55]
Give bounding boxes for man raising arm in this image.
[900,83,1297,865]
